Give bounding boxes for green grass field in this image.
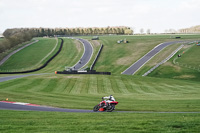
[0,34,200,132]
[38,38,84,73]
[0,74,200,112]
[176,44,200,68]
[0,110,199,133]
[0,38,58,72]
[0,39,35,62]
[148,42,200,81]
[81,34,200,75]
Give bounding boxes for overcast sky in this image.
[0,0,200,33]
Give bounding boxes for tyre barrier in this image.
[0,38,64,74]
[56,70,111,75]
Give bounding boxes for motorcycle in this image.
[93,100,118,112]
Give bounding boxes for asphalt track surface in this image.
[122,41,188,75]
[72,38,93,70]
[0,101,93,113]
[0,73,50,83]
[1,102,200,113]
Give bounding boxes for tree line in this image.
[35,26,133,36]
[0,28,36,53]
[179,25,200,33]
[0,26,133,54]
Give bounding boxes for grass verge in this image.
[149,42,200,81]
[0,74,200,112]
[0,110,199,133]
[0,40,35,62]
[0,38,57,72]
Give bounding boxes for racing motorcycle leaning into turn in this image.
[93,95,118,112]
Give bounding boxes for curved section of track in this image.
[0,101,93,113]
[122,41,189,75]
[72,38,93,70]
[1,102,199,113]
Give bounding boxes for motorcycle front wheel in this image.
[93,105,100,112]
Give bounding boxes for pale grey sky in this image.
[0,0,200,33]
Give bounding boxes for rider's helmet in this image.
[109,95,113,100]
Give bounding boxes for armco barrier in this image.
[142,44,184,76]
[90,44,103,70]
[0,38,63,74]
[56,70,111,75]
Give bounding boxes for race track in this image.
[0,101,93,113]
[1,40,199,113]
[122,41,188,75]
[1,101,199,113]
[0,73,49,83]
[72,38,93,70]
[0,38,93,82]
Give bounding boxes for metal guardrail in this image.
[142,44,184,76]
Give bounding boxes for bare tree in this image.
[140,28,144,34]
[146,29,151,34]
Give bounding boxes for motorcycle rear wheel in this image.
[106,105,115,112]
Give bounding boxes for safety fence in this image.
[57,70,111,75]
[142,44,184,76]
[0,38,63,74]
[90,44,103,70]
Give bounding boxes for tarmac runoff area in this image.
[1,101,200,113]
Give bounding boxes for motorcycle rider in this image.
[102,95,115,107]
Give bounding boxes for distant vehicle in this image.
[197,42,200,46]
[92,36,99,40]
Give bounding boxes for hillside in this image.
[0,34,200,132]
[148,42,200,81]
[0,35,200,111]
[81,34,200,75]
[0,38,59,72]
